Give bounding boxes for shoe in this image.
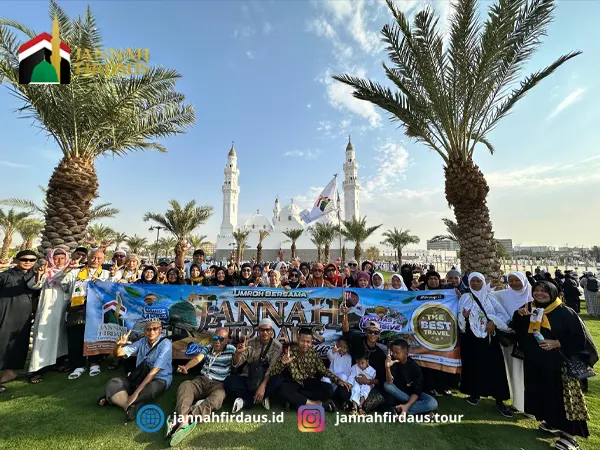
[554,433,580,450]
[262,397,270,411]
[524,413,536,419]
[539,421,561,434]
[89,364,101,377]
[466,397,480,406]
[323,399,336,413]
[126,403,140,422]
[443,390,452,396]
[499,404,514,418]
[232,397,244,414]
[169,422,197,447]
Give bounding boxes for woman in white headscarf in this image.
[388,273,408,291]
[371,272,385,289]
[458,272,513,417]
[493,271,532,413]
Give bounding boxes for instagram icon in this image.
[297,405,325,432]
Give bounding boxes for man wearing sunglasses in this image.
[338,305,388,410]
[343,259,359,288]
[0,250,42,394]
[168,328,235,446]
[225,318,283,413]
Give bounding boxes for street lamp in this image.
[149,226,165,264]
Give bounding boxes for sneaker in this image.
[467,397,480,406]
[443,390,453,396]
[169,422,197,447]
[262,397,270,411]
[539,421,561,434]
[499,404,514,418]
[232,397,244,414]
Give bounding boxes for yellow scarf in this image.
[189,277,203,285]
[528,298,562,333]
[70,266,103,307]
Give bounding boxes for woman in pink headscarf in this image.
[27,248,71,382]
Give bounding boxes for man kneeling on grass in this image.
[166,328,234,447]
[99,318,172,420]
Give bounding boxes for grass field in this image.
[0,309,598,449]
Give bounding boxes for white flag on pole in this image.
[300,176,338,224]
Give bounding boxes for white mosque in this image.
[214,138,360,262]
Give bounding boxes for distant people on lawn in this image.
[167,328,235,447]
[100,318,172,420]
[0,250,41,394]
[225,318,283,412]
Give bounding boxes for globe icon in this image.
[137,405,165,433]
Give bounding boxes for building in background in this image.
[426,239,460,251]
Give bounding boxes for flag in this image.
[300,176,338,224]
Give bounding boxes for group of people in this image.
[0,246,597,450]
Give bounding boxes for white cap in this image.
[114,248,127,256]
[258,318,274,329]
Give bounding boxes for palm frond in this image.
[0,198,44,214]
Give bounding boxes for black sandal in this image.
[27,374,43,384]
[323,400,336,413]
[126,403,140,421]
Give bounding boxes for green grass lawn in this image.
[0,316,598,449]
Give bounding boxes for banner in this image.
[299,176,338,224]
[85,283,461,373]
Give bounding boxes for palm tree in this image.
[147,242,161,260]
[144,200,213,268]
[0,209,29,261]
[310,236,323,263]
[430,218,461,245]
[159,237,177,258]
[366,246,380,261]
[381,227,420,265]
[188,234,208,251]
[256,230,270,264]
[315,222,337,263]
[232,230,250,263]
[0,1,195,256]
[86,223,115,247]
[333,0,580,276]
[282,229,304,260]
[112,232,128,250]
[125,235,148,255]
[342,216,382,262]
[17,219,45,250]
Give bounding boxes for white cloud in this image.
[246,50,255,59]
[294,186,324,209]
[233,26,256,40]
[306,104,312,109]
[0,160,28,168]
[306,17,337,39]
[548,88,585,119]
[317,120,334,133]
[284,149,322,160]
[263,21,272,34]
[361,138,411,200]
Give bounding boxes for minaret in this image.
[343,135,360,221]
[273,196,280,223]
[220,142,240,236]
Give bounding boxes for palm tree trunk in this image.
[41,158,99,256]
[291,243,297,260]
[341,246,346,262]
[26,239,33,250]
[19,241,26,251]
[257,243,263,264]
[324,243,331,263]
[317,247,322,263]
[445,160,500,277]
[0,232,12,260]
[175,239,186,268]
[354,243,361,262]
[397,246,403,266]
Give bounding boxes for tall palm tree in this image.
[342,216,382,262]
[125,235,148,255]
[282,229,304,260]
[159,237,177,258]
[429,218,461,245]
[17,219,45,250]
[310,236,323,263]
[112,232,128,250]
[0,1,195,256]
[0,209,29,260]
[86,223,115,247]
[256,230,270,264]
[144,200,213,268]
[188,234,208,251]
[381,227,420,265]
[314,222,337,263]
[333,0,579,276]
[232,230,250,263]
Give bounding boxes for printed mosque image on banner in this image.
[214,138,360,262]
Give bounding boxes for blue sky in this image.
[1,0,599,250]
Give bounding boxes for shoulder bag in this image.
[127,337,166,387]
[469,293,516,347]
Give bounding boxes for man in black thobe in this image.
[0,250,41,394]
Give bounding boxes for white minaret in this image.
[220,142,240,235]
[273,196,280,223]
[343,136,360,221]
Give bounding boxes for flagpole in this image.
[334,174,346,308]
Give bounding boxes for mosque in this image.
[214,138,361,262]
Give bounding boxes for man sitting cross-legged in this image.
[269,327,352,411]
[383,339,438,415]
[167,328,235,447]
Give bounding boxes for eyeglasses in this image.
[212,335,225,342]
[19,258,37,262]
[145,326,162,332]
[348,263,358,267]
[258,328,273,332]
[242,269,251,272]
[326,268,336,272]
[367,330,381,335]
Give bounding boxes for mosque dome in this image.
[244,210,273,231]
[280,200,303,221]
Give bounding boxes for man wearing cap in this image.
[0,250,42,394]
[344,259,359,287]
[338,305,388,409]
[185,249,208,278]
[101,318,172,420]
[225,318,283,412]
[167,328,235,446]
[105,248,128,277]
